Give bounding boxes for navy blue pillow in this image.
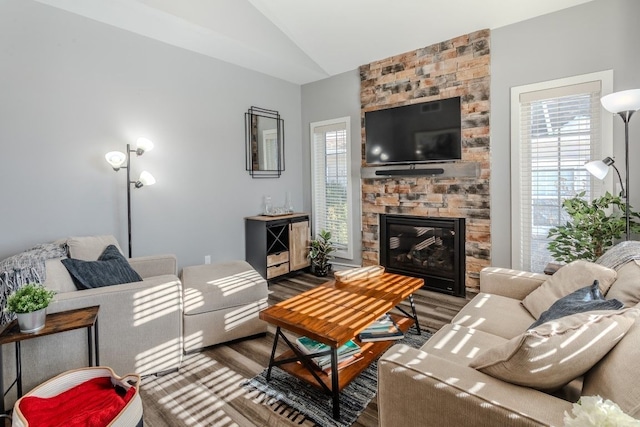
[529,280,623,329]
[62,245,142,290]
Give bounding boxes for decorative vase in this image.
[16,308,46,333]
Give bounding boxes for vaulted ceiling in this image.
[35,0,595,84]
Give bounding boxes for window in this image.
[511,71,613,272]
[310,117,353,259]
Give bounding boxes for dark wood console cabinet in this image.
[245,213,311,280]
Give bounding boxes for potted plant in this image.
[6,283,55,333]
[309,230,335,277]
[547,191,640,263]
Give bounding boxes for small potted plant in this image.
[309,230,335,277]
[6,283,56,333]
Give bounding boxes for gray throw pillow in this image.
[528,280,623,329]
[61,245,142,290]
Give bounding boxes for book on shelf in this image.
[358,313,404,342]
[321,354,361,374]
[295,336,361,370]
[358,329,404,342]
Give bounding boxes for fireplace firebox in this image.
[380,214,465,297]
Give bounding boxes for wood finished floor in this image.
[140,272,469,427]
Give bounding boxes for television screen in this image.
[365,97,462,164]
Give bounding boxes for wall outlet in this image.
[204,255,211,264]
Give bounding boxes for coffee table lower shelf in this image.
[273,314,414,392]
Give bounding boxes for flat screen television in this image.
[365,96,462,164]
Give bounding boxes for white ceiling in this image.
[35,0,595,85]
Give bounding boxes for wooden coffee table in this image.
[259,272,423,420]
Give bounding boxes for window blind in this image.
[518,81,603,272]
[310,118,352,259]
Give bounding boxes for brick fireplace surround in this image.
[360,29,491,294]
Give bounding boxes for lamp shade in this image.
[136,137,154,153]
[105,151,126,169]
[585,160,610,180]
[138,170,156,186]
[601,89,640,113]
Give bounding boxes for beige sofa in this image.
[1,235,183,406]
[378,253,640,426]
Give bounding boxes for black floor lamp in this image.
[105,138,156,257]
[586,89,640,241]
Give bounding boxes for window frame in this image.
[510,71,613,271]
[310,116,354,260]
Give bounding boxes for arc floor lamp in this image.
[585,88,640,241]
[105,137,156,257]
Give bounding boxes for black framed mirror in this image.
[245,106,285,178]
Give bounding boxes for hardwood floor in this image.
[140,272,468,427]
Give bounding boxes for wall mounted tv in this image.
[365,96,462,165]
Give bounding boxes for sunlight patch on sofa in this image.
[184,331,205,350]
[206,270,264,296]
[132,280,181,326]
[183,288,204,312]
[452,314,487,329]
[560,321,620,363]
[473,293,491,308]
[223,301,267,330]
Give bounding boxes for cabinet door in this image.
[289,220,311,271]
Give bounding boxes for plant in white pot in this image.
[6,283,55,333]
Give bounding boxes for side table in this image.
[0,306,99,412]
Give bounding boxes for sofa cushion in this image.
[529,281,623,329]
[62,245,142,290]
[521,260,616,319]
[43,258,76,293]
[582,308,640,418]
[420,323,507,366]
[451,293,535,340]
[181,261,268,315]
[469,309,636,391]
[66,235,123,261]
[605,260,640,307]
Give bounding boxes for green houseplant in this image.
[6,283,55,333]
[547,191,640,263]
[308,230,335,277]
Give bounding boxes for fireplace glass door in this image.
[380,215,465,297]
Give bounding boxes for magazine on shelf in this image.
[358,313,404,342]
[295,337,361,370]
[321,354,361,374]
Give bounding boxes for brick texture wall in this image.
[360,29,491,293]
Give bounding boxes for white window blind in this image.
[310,117,353,259]
[512,73,612,272]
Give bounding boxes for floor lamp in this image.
[597,89,640,241]
[105,138,156,257]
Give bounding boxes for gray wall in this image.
[301,70,363,267]
[301,0,640,270]
[490,0,640,268]
[0,0,304,268]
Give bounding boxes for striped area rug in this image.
[243,328,431,427]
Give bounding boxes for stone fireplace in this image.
[360,30,491,295]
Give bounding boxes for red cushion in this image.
[18,376,136,427]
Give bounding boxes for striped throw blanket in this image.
[595,241,640,271]
[0,242,67,326]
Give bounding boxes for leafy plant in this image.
[547,191,640,263]
[6,283,55,314]
[308,230,335,276]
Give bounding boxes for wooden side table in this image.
[0,306,99,412]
